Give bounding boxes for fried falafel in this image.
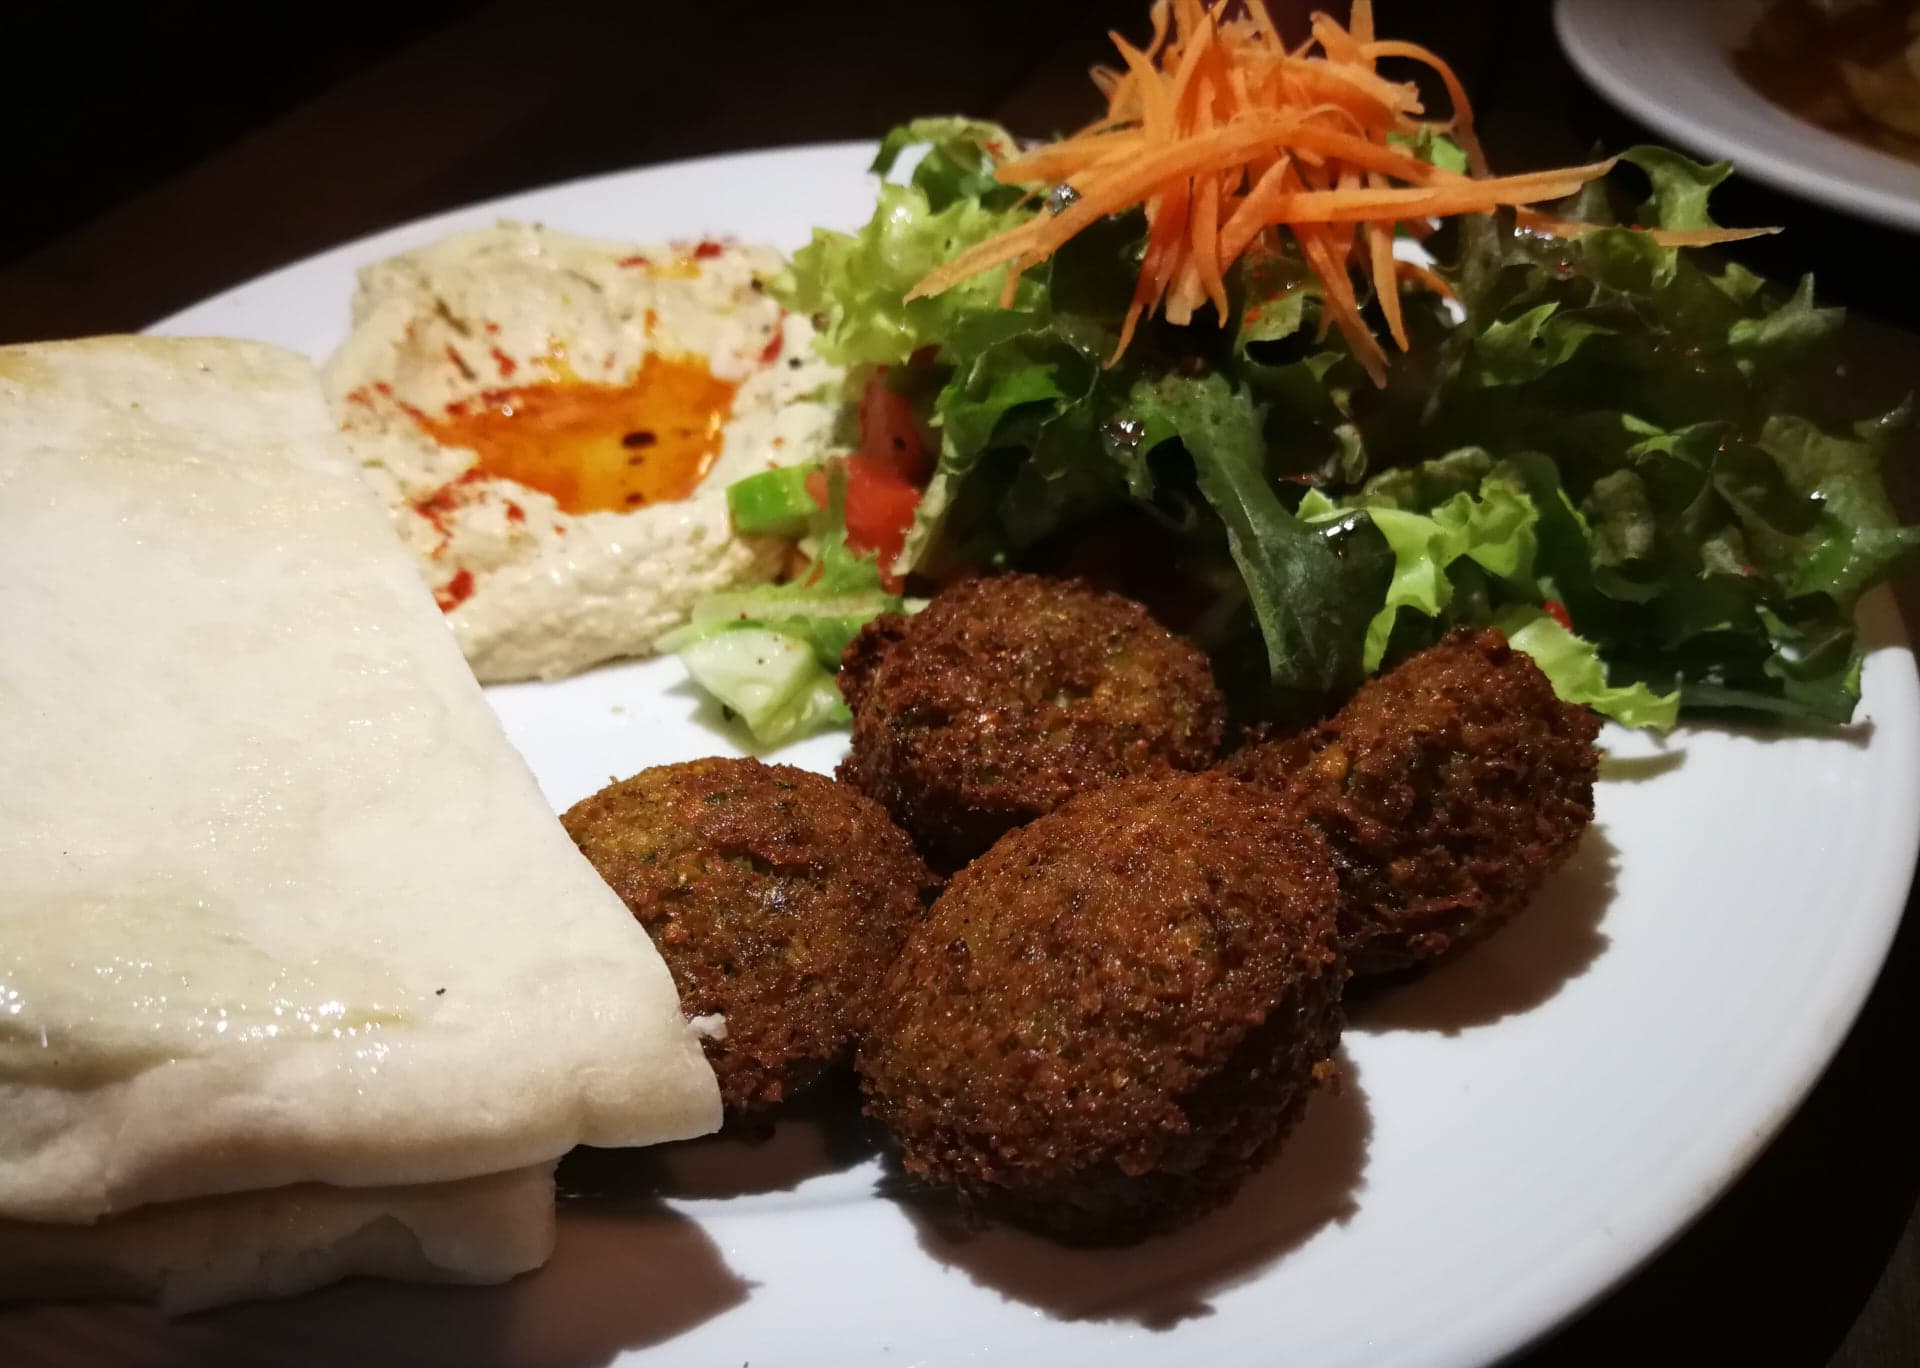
[838,573,1227,872]
[1222,627,1601,975]
[858,770,1343,1242]
[563,758,940,1117]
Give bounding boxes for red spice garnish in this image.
[693,240,725,259]
[618,255,651,268]
[505,501,526,523]
[411,468,487,533]
[435,568,475,613]
[484,321,501,335]
[759,324,785,367]
[490,347,518,379]
[373,381,395,397]
[1542,599,1573,630]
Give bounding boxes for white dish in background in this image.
[4,143,1915,1368]
[1556,0,1920,231]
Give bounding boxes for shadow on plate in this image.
[1350,824,1620,1035]
[890,1049,1372,1329]
[1684,711,1877,751]
[561,1070,887,1203]
[0,1198,748,1368]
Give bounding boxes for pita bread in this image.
[0,338,719,1247]
[0,1166,556,1314]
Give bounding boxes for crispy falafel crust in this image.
[838,573,1227,872]
[1222,627,1601,975]
[563,758,939,1117]
[859,772,1343,1242]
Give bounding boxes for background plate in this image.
[1557,0,1920,232]
[3,143,1915,1368]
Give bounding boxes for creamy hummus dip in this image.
[324,222,840,683]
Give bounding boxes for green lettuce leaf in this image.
[665,466,907,748]
[1493,606,1681,728]
[676,630,850,747]
[1469,302,1613,387]
[1417,145,1919,724]
[1755,410,1920,604]
[1120,373,1390,702]
[773,119,1035,368]
[1388,128,1470,175]
[1304,466,1541,671]
[763,126,1915,733]
[873,117,1026,212]
[1619,145,1732,231]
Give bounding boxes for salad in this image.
[668,0,1919,746]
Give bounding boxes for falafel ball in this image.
[858,771,1343,1242]
[1221,627,1601,975]
[563,758,940,1117]
[838,573,1227,872]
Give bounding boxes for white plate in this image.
[1556,0,1920,231]
[8,143,1916,1368]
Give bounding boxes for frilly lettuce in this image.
[690,123,1914,739]
[772,118,1035,368]
[1494,607,1680,730]
[1299,454,1680,727]
[1301,463,1536,668]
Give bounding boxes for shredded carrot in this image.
[1395,257,1456,302]
[1513,207,1778,249]
[906,1,1771,385]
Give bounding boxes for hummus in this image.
[323,222,841,683]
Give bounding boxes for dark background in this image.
[2,2,1916,1364]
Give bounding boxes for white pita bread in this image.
[0,1166,556,1314]
[0,338,719,1243]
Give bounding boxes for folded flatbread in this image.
[0,337,720,1299]
[0,1166,557,1314]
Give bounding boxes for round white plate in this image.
[1556,0,1920,231]
[13,143,1914,1368]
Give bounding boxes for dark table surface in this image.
[3,2,1916,1364]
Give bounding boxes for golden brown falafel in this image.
[858,770,1343,1242]
[563,758,940,1117]
[1221,627,1601,974]
[838,573,1227,872]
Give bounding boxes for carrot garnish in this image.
[906,1,1758,384]
[1395,257,1456,302]
[1513,207,1778,249]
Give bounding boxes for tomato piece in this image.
[858,368,931,484]
[843,459,920,584]
[801,458,920,590]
